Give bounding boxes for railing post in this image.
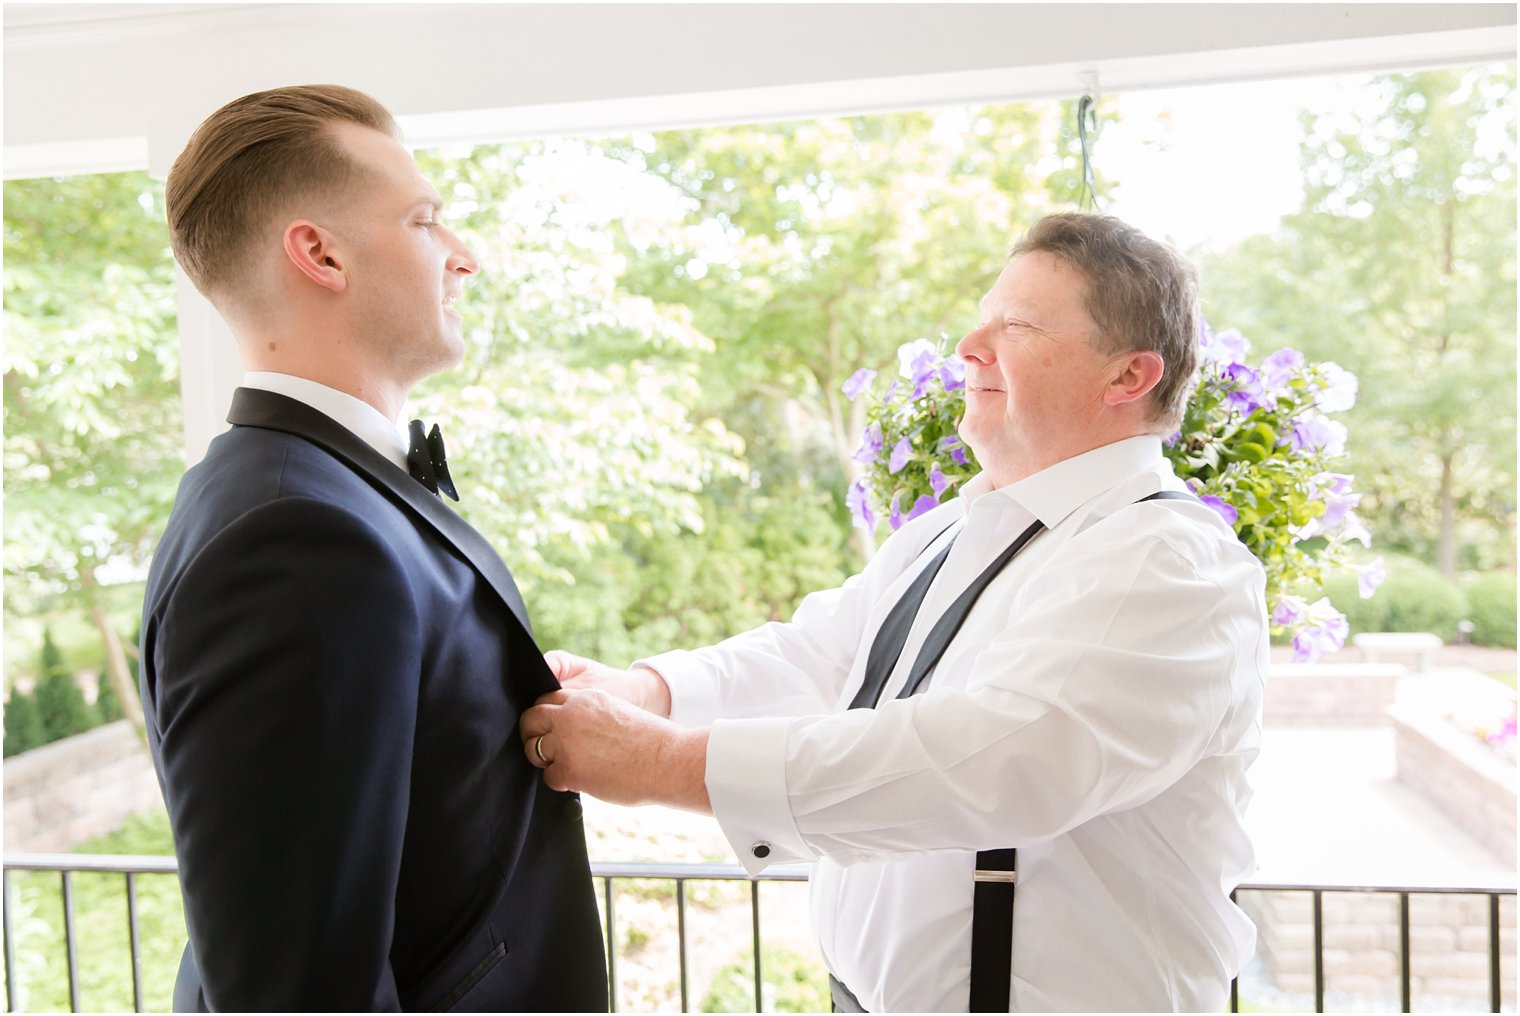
[61,871,79,1012]
[3,863,16,1016]
[126,872,144,1013]
[1398,891,1411,1013]
[676,878,689,1013]
[604,877,617,1013]
[1489,892,1501,1014]
[1312,889,1324,1013]
[1229,889,1239,1013]
[751,881,763,1013]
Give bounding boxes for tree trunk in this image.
[1434,200,1458,579]
[1436,448,1458,578]
[81,569,147,741]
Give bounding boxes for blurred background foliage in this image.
[4,68,1515,719]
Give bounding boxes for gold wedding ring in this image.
[532,734,551,766]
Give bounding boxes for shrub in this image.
[35,629,97,741]
[1324,558,1467,640]
[95,672,124,723]
[4,691,48,757]
[1465,572,1518,649]
[701,944,829,1013]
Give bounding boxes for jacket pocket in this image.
[428,941,506,1012]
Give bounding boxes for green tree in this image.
[34,629,95,740]
[4,690,47,757]
[598,102,1078,563]
[4,171,181,731]
[95,670,124,723]
[1203,66,1517,575]
[411,141,746,598]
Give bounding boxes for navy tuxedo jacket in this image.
[140,388,608,1012]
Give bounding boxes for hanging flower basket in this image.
[841,325,1383,662]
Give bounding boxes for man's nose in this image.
[955,323,993,364]
[445,228,479,276]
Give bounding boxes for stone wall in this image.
[1263,663,1406,728]
[1242,887,1517,1009]
[1391,707,1517,863]
[3,720,163,852]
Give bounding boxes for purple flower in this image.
[907,494,939,521]
[847,478,876,534]
[889,494,905,532]
[1315,362,1358,413]
[1201,325,1252,368]
[1291,599,1350,663]
[938,357,966,392]
[1357,557,1386,599]
[1312,472,1361,529]
[1340,513,1372,548]
[888,437,913,474]
[929,462,949,499]
[1261,348,1305,393]
[842,368,877,402]
[897,339,940,381]
[852,423,884,464]
[1289,415,1347,456]
[883,380,899,406]
[1200,494,1238,526]
[950,445,968,466]
[1223,363,1268,416]
[1272,595,1307,628]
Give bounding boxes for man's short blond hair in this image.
[1013,213,1200,431]
[166,84,399,301]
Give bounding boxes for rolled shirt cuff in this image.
[705,716,811,875]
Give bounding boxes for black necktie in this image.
[407,419,459,501]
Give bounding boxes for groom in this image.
[140,85,607,1011]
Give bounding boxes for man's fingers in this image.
[544,649,577,679]
[519,702,557,741]
[525,732,554,769]
[534,689,569,708]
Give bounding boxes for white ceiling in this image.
[3,3,1515,179]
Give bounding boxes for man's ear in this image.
[283,221,347,293]
[1103,350,1165,408]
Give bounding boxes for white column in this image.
[170,265,243,467]
[150,123,244,468]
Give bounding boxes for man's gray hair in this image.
[1013,213,1200,431]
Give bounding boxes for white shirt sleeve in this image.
[642,511,958,727]
[702,516,1264,874]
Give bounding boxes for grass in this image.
[2,808,182,1013]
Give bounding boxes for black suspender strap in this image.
[969,847,1019,1012]
[894,520,1045,701]
[847,520,958,710]
[967,487,1197,1013]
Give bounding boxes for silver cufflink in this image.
[752,842,771,858]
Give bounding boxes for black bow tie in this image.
[407,419,459,501]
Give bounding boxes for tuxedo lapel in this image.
[225,388,545,663]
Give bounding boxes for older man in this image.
[525,213,1267,1012]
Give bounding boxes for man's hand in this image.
[520,689,710,813]
[544,650,672,717]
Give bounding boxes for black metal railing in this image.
[3,854,1513,1013]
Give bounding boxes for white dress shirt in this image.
[645,435,1268,1012]
[241,372,410,472]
